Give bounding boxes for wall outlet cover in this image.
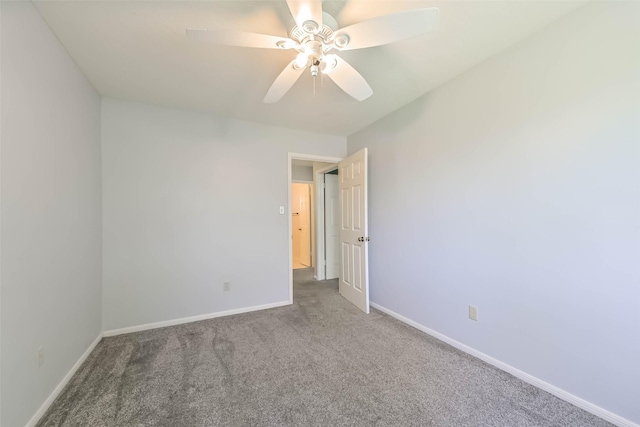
[37,346,45,368]
[469,305,478,321]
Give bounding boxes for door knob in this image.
[358,237,363,242]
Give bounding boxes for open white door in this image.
[324,173,340,279]
[339,148,369,314]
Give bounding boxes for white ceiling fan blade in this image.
[286,0,323,30]
[263,60,306,103]
[333,8,439,51]
[186,29,293,49]
[324,56,373,101]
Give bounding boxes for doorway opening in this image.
[287,154,342,304]
[288,149,370,312]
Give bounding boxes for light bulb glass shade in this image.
[320,54,338,74]
[294,52,309,69]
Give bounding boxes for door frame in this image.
[314,163,339,281]
[288,153,342,304]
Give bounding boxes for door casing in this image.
[314,163,340,281]
[323,173,340,280]
[288,153,342,304]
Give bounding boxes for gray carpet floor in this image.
[37,269,612,426]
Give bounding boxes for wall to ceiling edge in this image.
[348,1,640,424]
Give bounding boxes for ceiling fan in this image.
[187,1,439,103]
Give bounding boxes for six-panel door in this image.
[338,148,369,314]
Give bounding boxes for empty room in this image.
[1,0,638,426]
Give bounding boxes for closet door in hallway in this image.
[292,183,311,268]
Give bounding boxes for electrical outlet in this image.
[223,281,231,292]
[37,346,45,368]
[469,305,478,321]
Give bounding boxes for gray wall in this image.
[348,2,639,423]
[292,165,313,182]
[101,98,346,331]
[0,2,103,426]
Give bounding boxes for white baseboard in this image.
[26,332,103,427]
[103,301,291,337]
[24,301,291,426]
[370,302,638,427]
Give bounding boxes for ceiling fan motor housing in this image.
[187,2,439,102]
[289,21,346,76]
[301,20,320,34]
[290,23,341,52]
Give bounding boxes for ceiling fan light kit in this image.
[187,1,439,103]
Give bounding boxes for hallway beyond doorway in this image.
[291,182,312,269]
[292,267,338,301]
[293,261,309,269]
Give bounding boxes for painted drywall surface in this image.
[0,2,103,426]
[292,165,313,182]
[101,98,346,331]
[348,1,639,423]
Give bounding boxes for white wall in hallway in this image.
[348,2,640,424]
[292,165,313,182]
[101,98,346,331]
[0,2,103,426]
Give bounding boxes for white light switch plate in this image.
[279,206,285,215]
[469,305,478,321]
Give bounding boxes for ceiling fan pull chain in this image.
[310,59,320,97]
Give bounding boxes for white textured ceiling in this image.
[34,0,587,136]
